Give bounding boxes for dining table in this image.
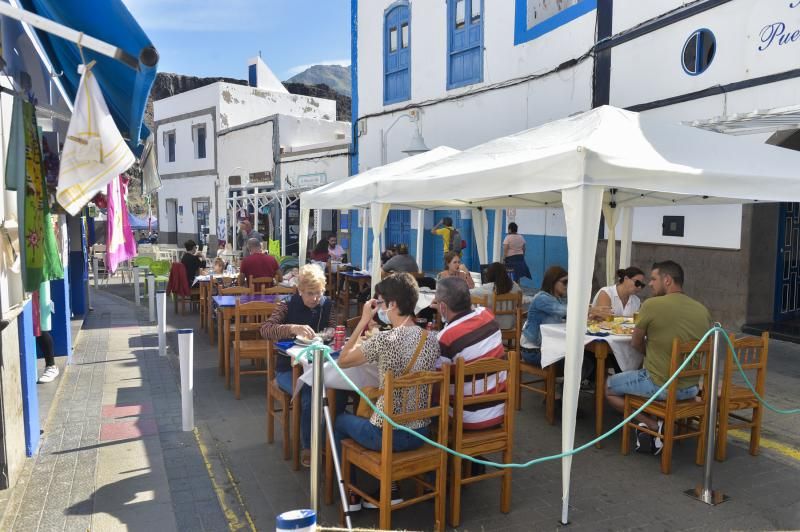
[212,293,291,387]
[195,273,240,341]
[539,322,643,447]
[338,271,371,319]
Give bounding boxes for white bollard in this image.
[133,266,141,305]
[92,257,99,288]
[177,329,194,431]
[157,290,167,357]
[147,274,156,323]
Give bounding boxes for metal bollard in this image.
[147,274,156,323]
[157,290,167,357]
[686,324,729,505]
[133,266,141,305]
[177,329,194,431]
[309,346,324,514]
[92,257,99,288]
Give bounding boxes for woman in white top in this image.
[591,266,646,318]
[470,262,522,330]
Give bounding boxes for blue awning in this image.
[18,0,158,152]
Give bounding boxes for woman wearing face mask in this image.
[591,266,646,318]
[335,273,441,511]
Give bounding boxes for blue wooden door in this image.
[775,202,800,321]
[386,209,411,248]
[384,4,410,103]
[448,0,483,88]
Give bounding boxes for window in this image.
[682,28,716,76]
[193,125,207,159]
[164,130,176,162]
[384,2,411,104]
[514,0,596,45]
[448,0,483,89]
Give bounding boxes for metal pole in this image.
[309,347,324,513]
[92,257,99,288]
[147,274,155,323]
[322,384,353,531]
[177,329,194,431]
[133,266,141,305]
[157,290,167,357]
[686,324,729,505]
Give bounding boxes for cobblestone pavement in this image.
[11,280,797,531]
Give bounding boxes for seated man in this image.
[239,238,282,287]
[435,276,506,430]
[327,233,347,262]
[605,260,712,455]
[381,244,419,274]
[180,239,205,281]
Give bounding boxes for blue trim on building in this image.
[447,0,484,90]
[50,268,73,359]
[521,234,569,289]
[514,0,597,45]
[383,0,411,104]
[350,0,359,176]
[18,300,40,457]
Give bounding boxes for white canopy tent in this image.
[300,105,800,523]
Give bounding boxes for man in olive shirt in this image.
[605,260,712,454]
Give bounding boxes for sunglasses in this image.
[634,280,647,289]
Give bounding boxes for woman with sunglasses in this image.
[591,266,646,319]
[520,266,569,365]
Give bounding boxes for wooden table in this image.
[338,271,371,319]
[213,294,291,388]
[540,323,641,448]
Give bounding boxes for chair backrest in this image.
[221,286,253,296]
[261,285,296,295]
[345,316,361,335]
[380,365,450,465]
[250,276,274,291]
[722,332,769,399]
[492,291,522,322]
[470,294,489,308]
[234,301,276,344]
[452,351,518,440]
[133,256,153,268]
[149,260,171,276]
[668,337,713,404]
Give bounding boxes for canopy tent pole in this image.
[602,193,622,286]
[0,1,145,71]
[472,208,488,266]
[315,209,321,245]
[299,208,310,267]
[360,208,369,270]
[370,203,391,293]
[415,208,425,272]
[492,209,503,263]
[619,207,633,269]
[560,184,604,525]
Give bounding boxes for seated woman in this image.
[437,251,475,289]
[335,273,441,511]
[592,266,645,318]
[260,264,337,465]
[212,257,226,275]
[470,262,522,330]
[309,239,330,263]
[520,266,568,365]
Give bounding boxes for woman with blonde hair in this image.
[261,264,338,465]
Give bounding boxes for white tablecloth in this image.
[284,346,380,392]
[416,288,436,314]
[539,323,643,371]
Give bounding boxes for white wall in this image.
[153,83,219,120]
[280,153,350,190]
[155,113,215,175]
[217,121,275,184]
[278,115,351,149]
[612,0,692,34]
[158,175,217,238]
[218,83,337,130]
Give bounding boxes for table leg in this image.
[342,281,351,320]
[224,307,232,389]
[594,343,608,449]
[217,306,225,375]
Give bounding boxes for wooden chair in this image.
[232,301,276,399]
[341,367,450,531]
[493,292,522,350]
[266,341,302,468]
[261,285,296,295]
[336,270,361,320]
[470,294,489,308]
[220,286,252,296]
[449,352,518,527]
[326,259,338,299]
[517,356,557,425]
[621,337,713,474]
[250,276,274,292]
[716,332,769,461]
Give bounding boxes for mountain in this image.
[286,64,351,97]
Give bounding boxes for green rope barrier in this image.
[294,325,797,469]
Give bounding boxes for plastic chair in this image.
[149,260,171,289]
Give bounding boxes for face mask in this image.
[377,307,390,325]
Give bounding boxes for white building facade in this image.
[352,0,800,327]
[154,58,350,255]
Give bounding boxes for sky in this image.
[121,0,351,81]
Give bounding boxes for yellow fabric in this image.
[635,292,712,388]
[434,227,451,253]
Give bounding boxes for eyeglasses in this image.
[634,280,647,289]
[374,299,386,307]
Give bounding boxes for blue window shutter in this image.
[448,0,483,89]
[248,64,257,87]
[384,3,411,104]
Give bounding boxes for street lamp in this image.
[380,109,430,165]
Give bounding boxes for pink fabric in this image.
[106,176,136,273]
[503,233,525,257]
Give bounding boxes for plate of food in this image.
[294,335,323,346]
[609,323,635,336]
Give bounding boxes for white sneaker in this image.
[653,420,664,455]
[38,365,59,383]
[362,481,403,509]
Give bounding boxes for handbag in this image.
[356,330,429,418]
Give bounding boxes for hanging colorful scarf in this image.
[22,102,63,292]
[106,175,137,273]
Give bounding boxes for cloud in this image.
[285,59,351,77]
[122,0,269,32]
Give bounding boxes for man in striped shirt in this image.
[435,277,507,430]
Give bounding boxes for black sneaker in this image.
[634,423,654,454]
[362,481,403,509]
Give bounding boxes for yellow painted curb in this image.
[729,429,800,462]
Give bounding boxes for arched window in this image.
[448,0,483,89]
[384,2,411,104]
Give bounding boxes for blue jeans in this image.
[607,368,698,401]
[276,370,347,450]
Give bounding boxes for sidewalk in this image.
[4,279,798,531]
[0,289,229,531]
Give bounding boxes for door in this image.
[386,209,411,248]
[194,199,210,248]
[165,199,178,245]
[775,202,800,321]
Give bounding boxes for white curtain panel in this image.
[602,196,622,286]
[472,208,489,266]
[298,207,310,266]
[370,202,391,293]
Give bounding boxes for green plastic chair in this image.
[133,256,153,268]
[149,260,171,288]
